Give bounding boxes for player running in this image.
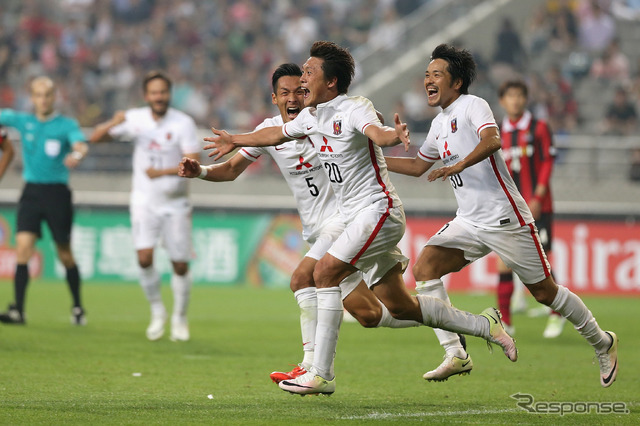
[497,79,566,339]
[179,63,426,384]
[203,41,517,396]
[385,43,618,387]
[90,71,200,342]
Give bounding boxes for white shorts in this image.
[427,216,551,284]
[304,212,346,261]
[130,202,193,262]
[328,201,409,289]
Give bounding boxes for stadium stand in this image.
[0,0,638,217]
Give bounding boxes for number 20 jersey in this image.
[418,94,533,230]
[240,115,337,242]
[283,94,401,219]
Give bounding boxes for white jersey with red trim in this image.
[110,106,200,209]
[239,115,337,241]
[283,94,401,218]
[419,94,533,230]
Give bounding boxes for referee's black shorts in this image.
[17,183,74,244]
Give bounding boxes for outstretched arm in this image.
[364,113,411,151]
[427,126,501,182]
[89,111,126,143]
[203,126,289,161]
[179,151,253,182]
[385,155,434,177]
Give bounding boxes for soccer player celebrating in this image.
[497,79,565,338]
[0,76,88,325]
[385,44,618,387]
[180,63,427,384]
[204,41,517,396]
[90,71,200,342]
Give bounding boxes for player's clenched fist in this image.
[178,157,202,178]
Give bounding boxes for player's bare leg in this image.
[278,254,355,395]
[170,261,190,341]
[373,262,517,362]
[412,246,473,380]
[526,276,617,387]
[270,257,317,384]
[137,248,166,341]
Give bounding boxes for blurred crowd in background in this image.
[0,0,639,179]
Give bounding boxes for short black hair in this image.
[271,63,303,93]
[498,80,528,99]
[142,70,172,93]
[430,44,476,95]
[309,41,355,94]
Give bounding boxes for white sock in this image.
[294,287,317,370]
[549,285,611,353]
[313,287,342,380]
[416,280,466,357]
[376,302,421,328]
[139,265,165,317]
[417,294,488,338]
[171,272,191,318]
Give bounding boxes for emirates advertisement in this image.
[399,216,640,296]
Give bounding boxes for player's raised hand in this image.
[203,127,234,161]
[394,113,410,151]
[178,157,201,178]
[427,162,464,182]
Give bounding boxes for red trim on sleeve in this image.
[282,124,294,139]
[490,155,526,226]
[477,122,496,136]
[418,151,439,161]
[240,148,259,160]
[361,122,374,133]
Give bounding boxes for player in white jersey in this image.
[180,63,427,385]
[204,41,518,395]
[90,71,201,342]
[386,43,618,387]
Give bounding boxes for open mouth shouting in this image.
[286,105,301,120]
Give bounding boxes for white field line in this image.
[341,408,520,420]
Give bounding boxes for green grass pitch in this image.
[0,280,637,425]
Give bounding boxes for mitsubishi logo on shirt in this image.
[296,156,313,170]
[149,140,162,150]
[442,141,452,158]
[320,136,333,152]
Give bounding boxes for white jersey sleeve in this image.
[347,97,381,134]
[418,125,441,162]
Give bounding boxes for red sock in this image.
[497,272,514,326]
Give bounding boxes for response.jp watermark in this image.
[511,393,629,415]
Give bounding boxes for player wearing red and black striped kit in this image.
[497,80,564,338]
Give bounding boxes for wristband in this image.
[197,166,208,179]
[71,151,83,161]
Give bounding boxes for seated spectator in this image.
[589,38,630,85]
[578,0,616,53]
[629,147,640,182]
[600,87,638,135]
[548,1,579,53]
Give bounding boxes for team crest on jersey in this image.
[333,119,342,135]
[166,132,172,140]
[451,118,458,133]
